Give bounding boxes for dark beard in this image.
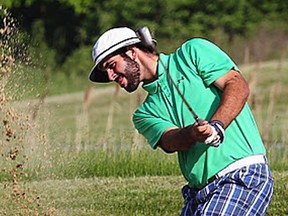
[122,55,141,93]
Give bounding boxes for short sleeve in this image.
[133,109,176,149]
[184,38,239,85]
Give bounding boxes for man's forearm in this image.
[159,126,196,153]
[159,122,213,153]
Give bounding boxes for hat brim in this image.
[89,64,110,83]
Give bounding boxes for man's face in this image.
[100,53,141,93]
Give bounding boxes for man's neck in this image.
[141,54,159,84]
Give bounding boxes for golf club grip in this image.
[196,118,203,126]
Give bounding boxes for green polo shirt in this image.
[133,38,266,189]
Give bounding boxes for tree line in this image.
[1,0,288,74]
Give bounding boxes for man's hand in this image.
[159,120,213,153]
[204,120,225,147]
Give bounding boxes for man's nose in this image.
[106,69,115,81]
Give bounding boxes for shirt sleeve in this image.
[185,38,240,85]
[133,109,176,149]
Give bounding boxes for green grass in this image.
[0,172,287,215]
[20,149,180,181]
[0,59,288,215]
[241,60,288,143]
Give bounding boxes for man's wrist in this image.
[209,120,224,128]
[205,120,225,147]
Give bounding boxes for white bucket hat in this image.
[89,27,141,83]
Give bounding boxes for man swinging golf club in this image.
[88,26,273,215]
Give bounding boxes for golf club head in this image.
[136,26,156,52]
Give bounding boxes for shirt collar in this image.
[142,53,169,94]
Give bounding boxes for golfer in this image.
[89,27,273,215]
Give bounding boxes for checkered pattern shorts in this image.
[180,163,273,216]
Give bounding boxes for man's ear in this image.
[125,46,137,60]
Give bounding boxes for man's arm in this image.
[211,69,249,128]
[159,121,213,153]
[159,69,249,153]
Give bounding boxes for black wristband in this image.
[209,120,225,143]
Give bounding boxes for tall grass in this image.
[0,58,288,215]
[1,60,288,184]
[0,84,181,182]
[242,60,288,169]
[43,150,180,180]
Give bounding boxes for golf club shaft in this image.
[137,26,202,125]
[158,58,203,125]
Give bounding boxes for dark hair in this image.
[110,46,129,56]
[135,43,155,54]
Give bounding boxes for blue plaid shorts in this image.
[180,162,273,216]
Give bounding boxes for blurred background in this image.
[1,0,288,95]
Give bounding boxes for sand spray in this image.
[1,5,55,215]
